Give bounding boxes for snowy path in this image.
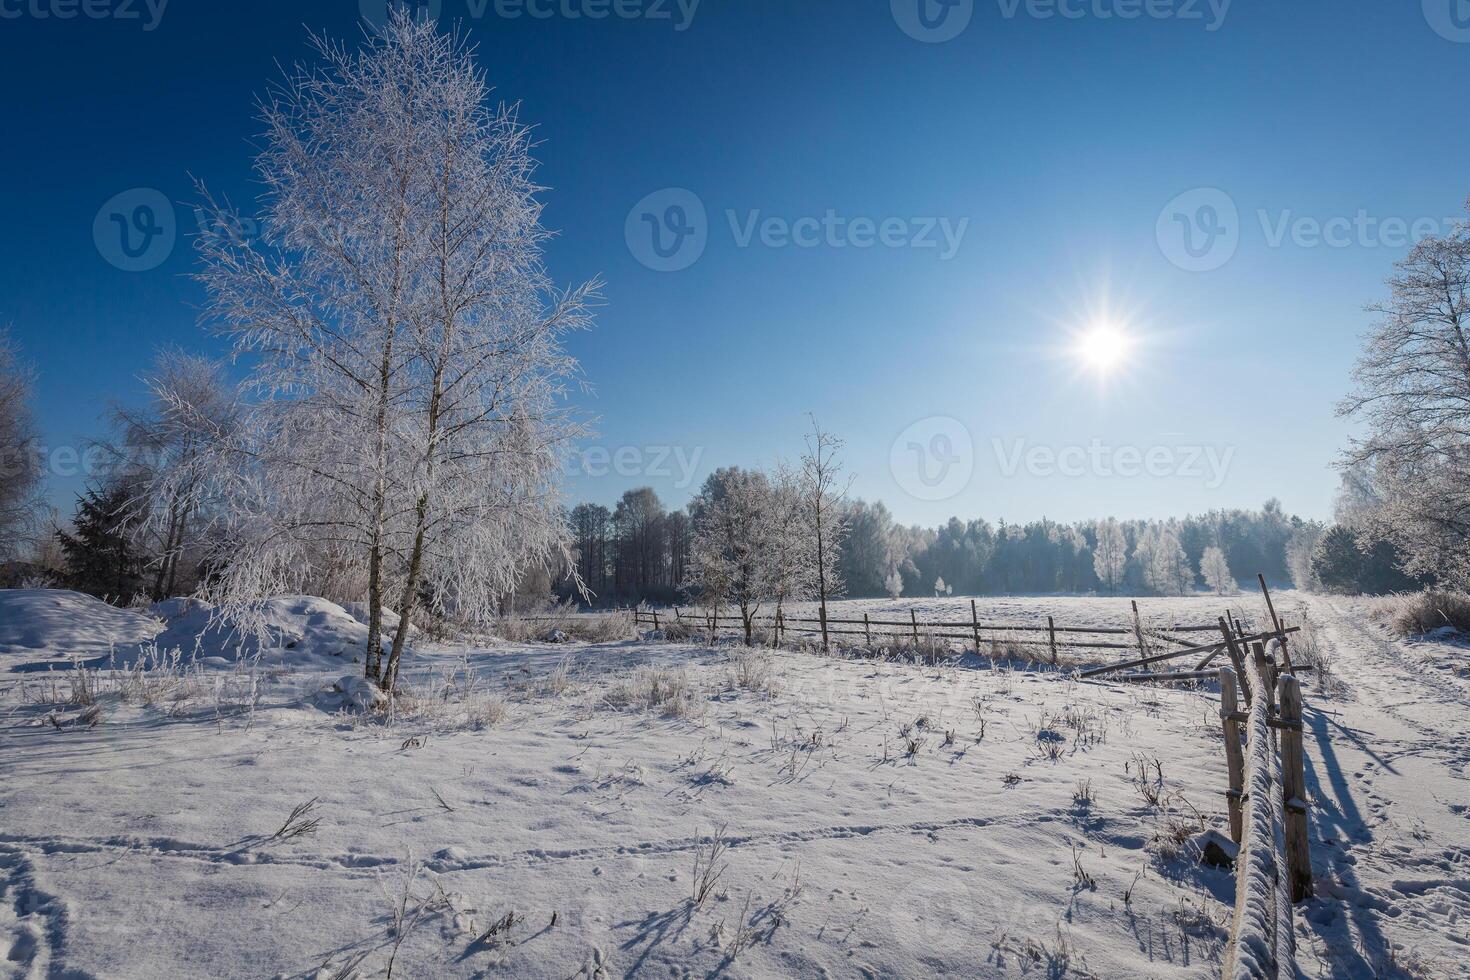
[1289,596,1470,978]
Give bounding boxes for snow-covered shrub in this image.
[726,651,777,696]
[1371,590,1470,636]
[491,605,633,644]
[605,666,702,718]
[327,675,388,713]
[372,656,510,730]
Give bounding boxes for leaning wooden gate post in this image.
[970,599,981,653]
[1219,665,1246,843]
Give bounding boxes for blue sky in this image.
[3,0,1469,527]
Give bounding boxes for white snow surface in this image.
[0,589,1466,978]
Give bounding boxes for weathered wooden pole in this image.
[1258,573,1295,674]
[1277,673,1312,901]
[1047,616,1058,664]
[971,599,982,653]
[1131,600,1148,657]
[910,609,920,646]
[653,609,660,631]
[1219,665,1246,844]
[863,612,872,647]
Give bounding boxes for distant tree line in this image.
[555,484,1322,607]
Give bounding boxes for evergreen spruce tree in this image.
[56,486,143,603]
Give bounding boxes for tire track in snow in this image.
[0,811,1041,881]
[1293,597,1470,976]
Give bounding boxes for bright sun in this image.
[1074,321,1133,374]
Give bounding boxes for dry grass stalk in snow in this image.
[605,666,702,717]
[1369,590,1470,636]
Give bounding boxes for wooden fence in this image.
[630,599,1233,662]
[632,595,1300,683]
[1218,637,1312,978]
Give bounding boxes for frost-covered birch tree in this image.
[884,567,904,598]
[1092,518,1126,594]
[0,329,41,560]
[801,417,849,648]
[765,460,817,629]
[189,13,596,689]
[1200,545,1236,595]
[108,349,239,599]
[1339,202,1470,587]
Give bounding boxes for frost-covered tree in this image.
[688,467,773,645]
[933,576,946,596]
[801,418,850,648]
[766,460,818,626]
[0,330,41,561]
[108,349,239,599]
[884,567,904,598]
[1092,518,1126,594]
[1151,525,1191,595]
[1285,521,1326,592]
[188,13,596,690]
[1339,201,1470,587]
[1200,545,1235,595]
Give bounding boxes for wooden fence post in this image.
[1219,616,1250,705]
[1047,616,1057,664]
[1277,673,1312,902]
[971,599,981,653]
[1252,642,1275,717]
[652,609,660,631]
[1219,666,1246,844]
[910,609,920,646]
[1131,600,1148,657]
[863,613,871,647]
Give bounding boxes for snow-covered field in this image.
[1,589,1466,978]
